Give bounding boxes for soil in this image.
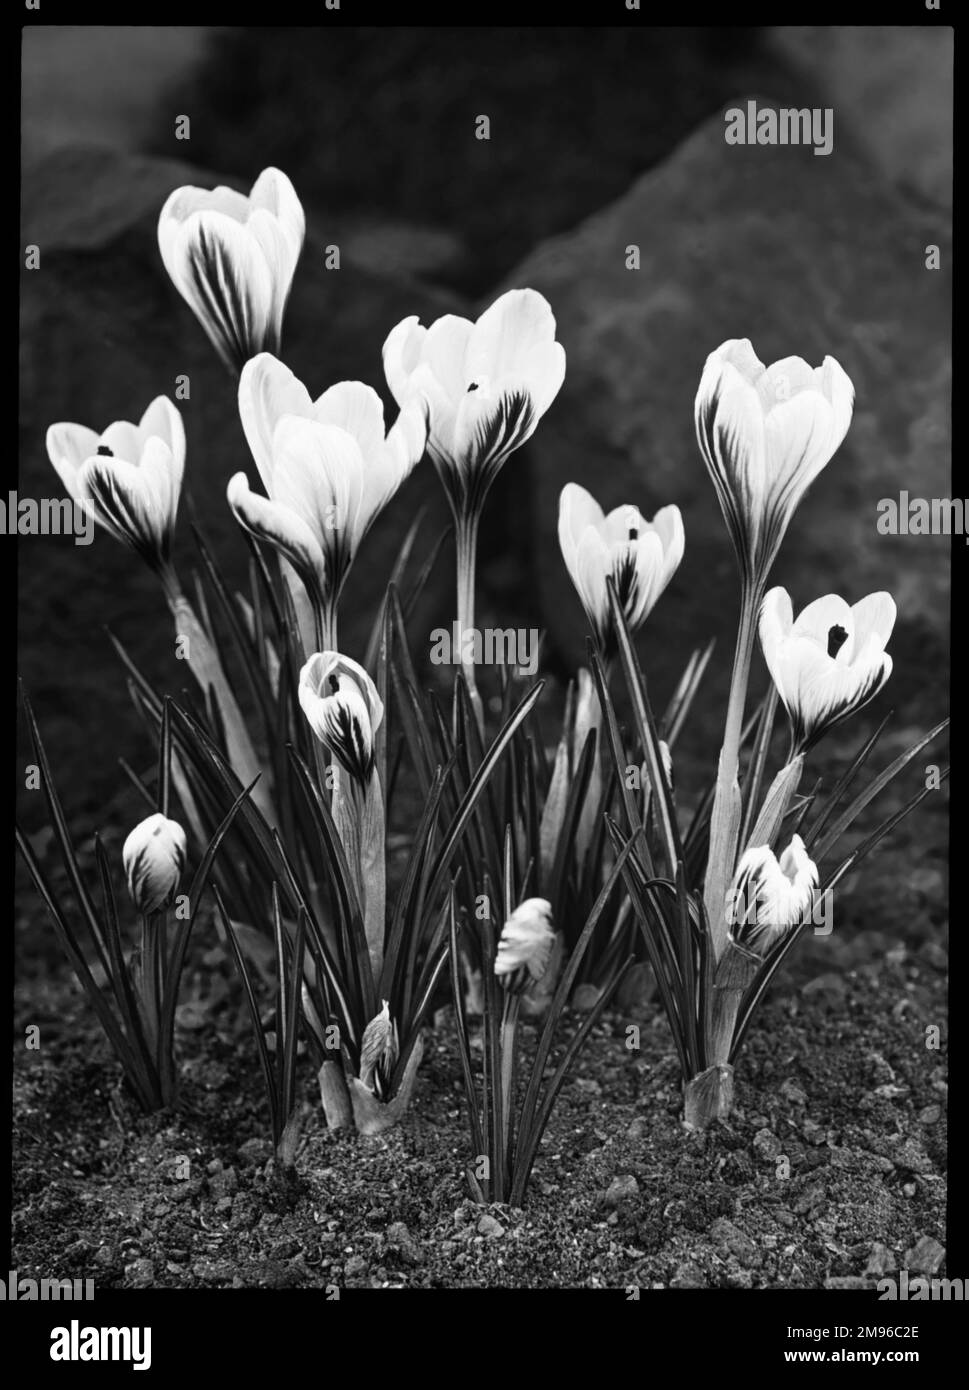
[12,921,947,1290]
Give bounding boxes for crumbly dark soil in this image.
[12,919,947,1290]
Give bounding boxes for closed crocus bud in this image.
[760,587,895,753]
[558,483,684,650]
[694,339,854,585]
[231,355,427,617]
[298,652,383,784]
[495,898,556,994]
[727,834,818,954]
[382,288,565,512]
[46,397,185,575]
[158,168,305,373]
[358,1000,399,1094]
[123,813,187,915]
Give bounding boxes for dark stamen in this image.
[96,445,114,456]
[827,624,849,658]
[467,382,479,392]
[328,674,341,694]
[628,527,639,542]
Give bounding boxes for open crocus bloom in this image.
[46,397,185,574]
[382,288,565,512]
[494,898,556,993]
[727,834,818,954]
[122,813,187,916]
[694,339,854,585]
[229,355,427,626]
[558,483,684,649]
[298,652,383,785]
[158,168,305,373]
[760,587,896,752]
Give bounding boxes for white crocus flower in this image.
[158,168,305,373]
[46,397,185,577]
[229,356,427,647]
[123,813,187,916]
[383,288,565,511]
[694,339,854,585]
[494,898,556,993]
[727,834,818,954]
[297,652,384,786]
[558,482,684,650]
[760,587,896,752]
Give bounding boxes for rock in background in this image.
[503,111,950,738]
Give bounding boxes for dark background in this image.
[19,26,950,950]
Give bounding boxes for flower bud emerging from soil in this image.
[359,1000,398,1093]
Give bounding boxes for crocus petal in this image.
[248,166,306,269]
[449,380,538,500]
[227,471,327,601]
[421,314,475,402]
[238,352,314,492]
[382,316,427,406]
[98,420,144,463]
[849,591,896,655]
[465,289,565,403]
[272,417,366,580]
[139,395,186,470]
[46,423,101,498]
[695,352,768,570]
[313,381,388,462]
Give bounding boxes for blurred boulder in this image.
[768,26,952,209]
[502,111,950,732]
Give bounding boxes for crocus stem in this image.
[317,599,337,656]
[455,512,485,734]
[704,582,761,960]
[683,1064,735,1130]
[499,994,521,1161]
[140,911,161,1061]
[165,585,274,821]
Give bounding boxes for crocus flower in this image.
[46,397,185,577]
[494,898,556,993]
[694,339,854,585]
[727,834,818,954]
[158,168,305,373]
[297,652,383,785]
[384,289,564,723]
[358,1001,398,1095]
[382,288,565,512]
[558,482,684,650]
[229,355,427,645]
[123,813,187,915]
[760,587,896,752]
